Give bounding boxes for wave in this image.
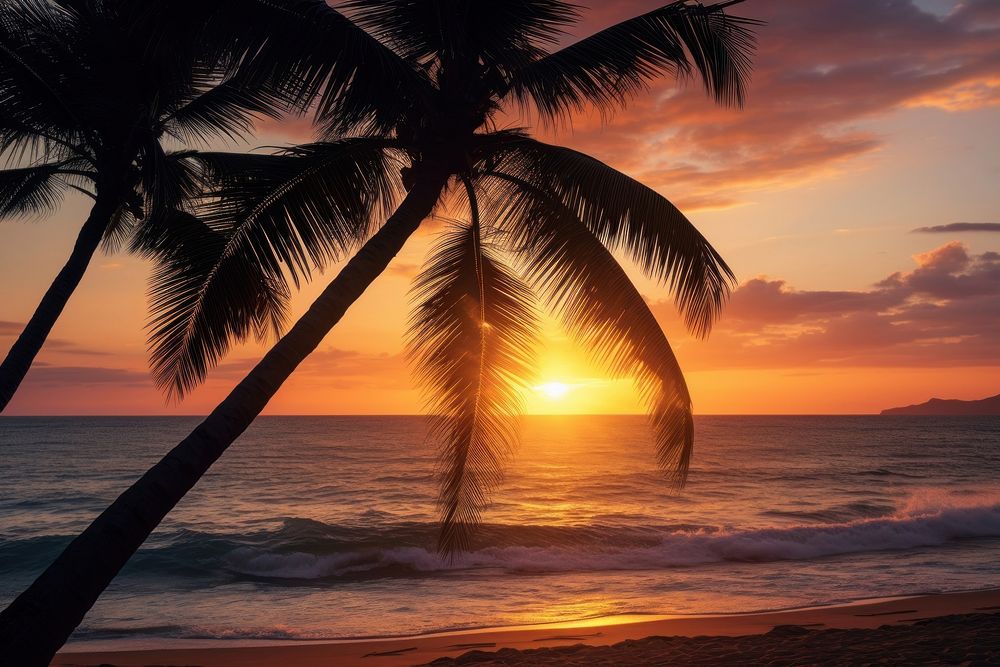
[7,492,1000,585]
[221,498,1000,580]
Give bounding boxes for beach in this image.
[50,589,1000,666]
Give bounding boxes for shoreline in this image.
[55,590,970,651]
[52,588,1000,666]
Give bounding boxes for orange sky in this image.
[2,0,999,415]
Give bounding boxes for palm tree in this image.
[0,0,287,411]
[0,1,758,662]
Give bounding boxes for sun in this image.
[535,381,571,400]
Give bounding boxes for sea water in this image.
[1,415,998,649]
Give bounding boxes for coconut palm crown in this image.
[157,0,759,553]
[0,0,283,410]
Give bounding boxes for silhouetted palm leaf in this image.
[487,137,735,337]
[140,208,289,395]
[0,0,82,140]
[150,0,432,136]
[146,140,398,398]
[99,148,206,254]
[1,0,288,233]
[162,76,287,145]
[138,148,204,221]
[508,0,760,121]
[345,0,576,69]
[481,172,694,485]
[407,183,540,554]
[0,163,68,217]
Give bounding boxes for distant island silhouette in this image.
[881,393,1000,415]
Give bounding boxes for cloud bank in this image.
[660,242,1000,369]
[914,223,1000,233]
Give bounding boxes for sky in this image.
[2,0,999,415]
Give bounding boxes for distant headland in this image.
[881,393,1000,416]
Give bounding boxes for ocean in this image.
[1,415,999,650]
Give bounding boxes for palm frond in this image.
[138,148,205,221]
[345,0,577,70]
[0,1,85,146]
[0,112,68,166]
[99,205,140,254]
[407,185,540,555]
[487,137,734,337]
[0,0,86,143]
[105,147,205,255]
[163,76,288,145]
[141,209,289,399]
[480,172,694,485]
[147,0,431,137]
[195,140,398,283]
[0,163,67,218]
[145,139,397,398]
[507,0,759,121]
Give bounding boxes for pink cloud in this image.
[656,242,1000,368]
[0,322,111,356]
[540,0,1000,209]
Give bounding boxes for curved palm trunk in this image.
[0,171,448,665]
[0,197,119,412]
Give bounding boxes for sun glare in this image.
[536,381,571,400]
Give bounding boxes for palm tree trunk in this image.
[0,170,448,665]
[0,196,119,412]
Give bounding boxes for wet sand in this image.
[51,589,1000,667]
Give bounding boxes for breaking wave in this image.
[6,491,999,587]
[222,495,1000,580]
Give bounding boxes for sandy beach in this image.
[51,588,1000,666]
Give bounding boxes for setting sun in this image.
[536,382,571,400]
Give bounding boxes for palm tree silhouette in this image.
[0,1,758,662]
[0,0,283,410]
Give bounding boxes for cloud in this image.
[385,261,421,279]
[9,346,408,406]
[0,321,111,356]
[913,222,1000,233]
[20,365,150,386]
[655,242,1000,369]
[543,0,1000,209]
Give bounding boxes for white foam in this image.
[224,494,1000,579]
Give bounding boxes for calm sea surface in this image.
[1,415,999,649]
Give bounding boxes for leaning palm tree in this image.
[0,0,289,411]
[0,1,758,662]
